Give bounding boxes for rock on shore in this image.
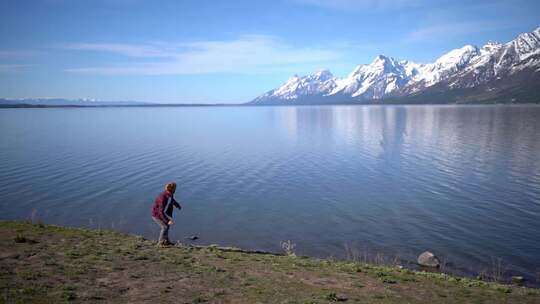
[418,251,440,267]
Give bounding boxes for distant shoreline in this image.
[0,103,241,108]
[2,102,540,109]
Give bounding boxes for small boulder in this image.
[417,251,440,268]
[511,276,524,284]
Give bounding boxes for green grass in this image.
[0,220,539,303]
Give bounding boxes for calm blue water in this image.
[1,105,540,282]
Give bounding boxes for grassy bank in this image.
[0,221,538,303]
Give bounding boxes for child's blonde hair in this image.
[165,182,177,192]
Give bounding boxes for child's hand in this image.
[168,220,174,225]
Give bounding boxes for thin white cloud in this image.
[407,21,515,42]
[0,50,39,59]
[64,35,343,75]
[0,64,33,72]
[64,43,178,58]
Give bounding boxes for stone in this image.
[417,251,440,267]
[511,276,524,284]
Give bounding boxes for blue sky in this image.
[0,0,539,104]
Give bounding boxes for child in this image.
[151,182,182,247]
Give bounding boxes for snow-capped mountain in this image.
[330,55,417,100]
[250,27,540,104]
[254,69,337,101]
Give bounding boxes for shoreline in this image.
[2,102,540,109]
[1,220,539,303]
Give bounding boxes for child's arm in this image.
[173,198,182,210]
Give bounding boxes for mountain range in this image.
[250,27,540,105]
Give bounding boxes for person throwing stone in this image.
[151,182,182,247]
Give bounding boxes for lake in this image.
[1,105,539,283]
